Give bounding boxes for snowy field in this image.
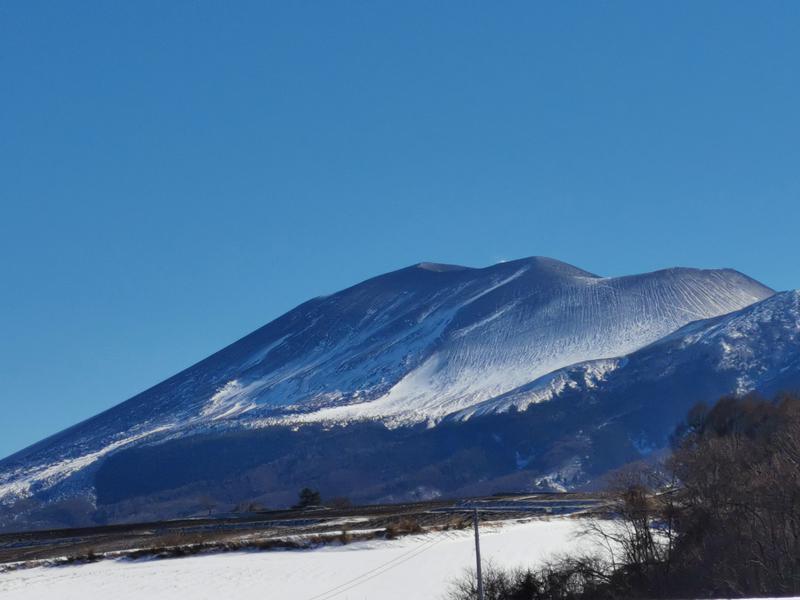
[2,516,798,600]
[0,518,591,600]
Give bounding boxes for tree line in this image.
[450,392,800,599]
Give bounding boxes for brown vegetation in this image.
[449,392,800,599]
[385,517,423,539]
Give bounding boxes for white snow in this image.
[4,515,794,600]
[0,518,590,600]
[200,380,257,420]
[660,289,800,394]
[280,267,772,426]
[2,516,798,600]
[0,425,172,503]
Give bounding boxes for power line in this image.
[301,508,511,600]
[302,530,452,600]
[311,536,448,600]
[304,534,448,600]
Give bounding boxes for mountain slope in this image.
[444,289,800,472]
[0,258,778,528]
[82,289,799,518]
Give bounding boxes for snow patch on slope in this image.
[200,380,257,420]
[0,425,172,502]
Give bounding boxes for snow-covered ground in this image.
[2,516,798,600]
[0,518,591,600]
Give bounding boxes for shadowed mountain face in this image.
[2,257,792,531]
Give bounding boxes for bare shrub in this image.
[385,517,423,539]
[446,558,615,600]
[337,527,352,545]
[446,393,800,599]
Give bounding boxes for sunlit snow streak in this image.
[0,425,172,502]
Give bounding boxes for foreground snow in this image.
[1,518,590,600]
[2,516,798,600]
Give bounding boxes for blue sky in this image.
[1,2,799,458]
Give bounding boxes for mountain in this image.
[451,288,800,421]
[0,257,788,530]
[444,289,800,475]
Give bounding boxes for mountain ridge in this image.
[0,257,788,530]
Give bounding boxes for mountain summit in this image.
[1,258,789,530]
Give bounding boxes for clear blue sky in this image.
[1,2,798,458]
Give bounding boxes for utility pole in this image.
[473,508,485,600]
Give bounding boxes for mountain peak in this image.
[411,256,600,278]
[413,262,472,273]
[493,256,600,278]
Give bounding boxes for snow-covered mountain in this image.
[450,288,800,421]
[1,257,792,530]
